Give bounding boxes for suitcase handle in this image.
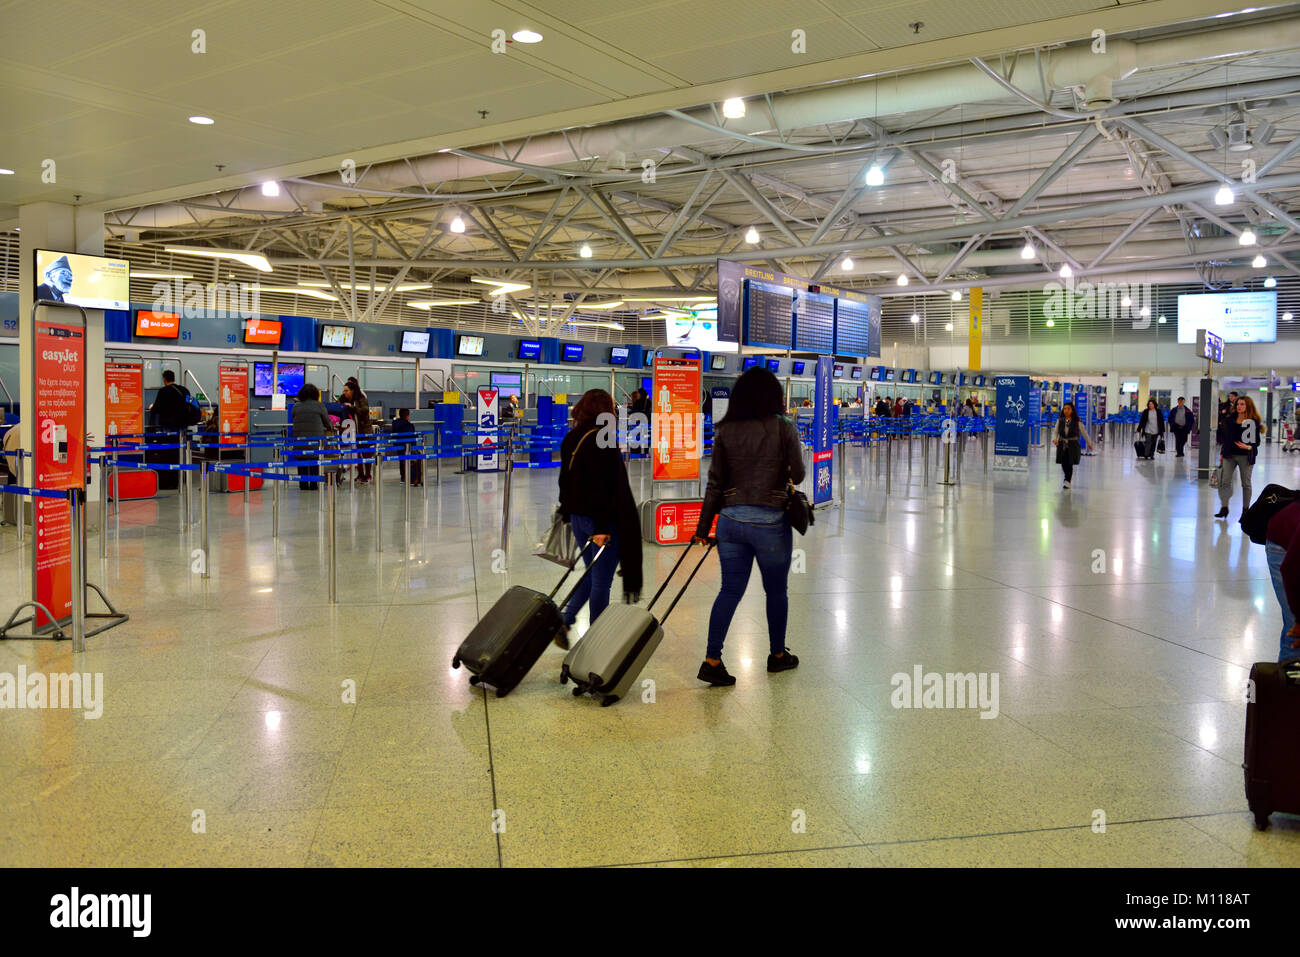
[646,542,714,623]
[548,538,606,605]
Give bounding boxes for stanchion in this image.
[200,462,210,579]
[983,427,989,472]
[939,439,955,486]
[404,453,412,529]
[69,489,86,653]
[181,437,191,526]
[956,427,964,483]
[14,455,23,545]
[374,448,384,553]
[98,455,108,560]
[327,470,337,603]
[886,432,892,495]
[272,464,280,539]
[923,430,930,485]
[838,443,846,505]
[500,433,515,565]
[242,440,251,507]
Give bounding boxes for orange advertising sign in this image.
[218,364,248,446]
[104,360,144,438]
[651,356,702,482]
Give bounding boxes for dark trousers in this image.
[298,463,319,490]
[1061,460,1074,482]
[399,459,423,484]
[1172,427,1188,455]
[707,509,792,659]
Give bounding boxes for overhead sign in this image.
[104,360,143,439]
[651,356,702,482]
[812,355,834,505]
[218,364,248,447]
[994,375,1031,471]
[1197,329,1224,363]
[32,317,86,630]
[476,387,500,471]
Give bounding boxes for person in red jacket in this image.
[1265,501,1300,662]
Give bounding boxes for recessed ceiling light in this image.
[188,115,215,125]
[865,166,884,187]
[1121,295,1132,307]
[1284,311,1294,321]
[744,227,760,244]
[1139,306,1150,317]
[1214,185,1234,205]
[512,30,543,43]
[1240,229,1257,246]
[0,168,14,175]
[945,322,953,331]
[840,256,854,270]
[1158,315,1167,323]
[722,98,746,119]
[261,181,280,197]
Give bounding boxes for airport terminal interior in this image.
[3,0,1300,869]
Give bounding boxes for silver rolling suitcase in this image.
[560,543,714,707]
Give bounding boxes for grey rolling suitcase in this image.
[560,543,714,707]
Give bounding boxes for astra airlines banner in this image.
[218,365,248,447]
[33,319,86,630]
[994,375,1031,471]
[104,360,144,439]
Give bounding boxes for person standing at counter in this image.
[341,379,372,485]
[148,370,194,490]
[392,408,422,487]
[291,383,333,491]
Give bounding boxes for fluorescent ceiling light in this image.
[1240,229,1257,246]
[163,245,272,272]
[865,166,884,187]
[1264,276,1276,287]
[722,98,746,119]
[408,299,478,308]
[188,115,214,125]
[1214,185,1234,205]
[131,270,193,279]
[0,168,14,175]
[261,181,280,197]
[897,274,909,286]
[745,227,760,244]
[579,244,593,258]
[567,320,625,330]
[512,29,543,43]
[623,296,716,302]
[256,286,337,301]
[840,257,854,270]
[575,299,624,309]
[470,278,530,295]
[300,281,431,291]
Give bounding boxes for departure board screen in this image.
[744,280,795,349]
[835,299,878,357]
[795,290,834,353]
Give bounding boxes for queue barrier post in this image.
[243,440,251,508]
[885,430,892,495]
[327,470,337,603]
[500,432,514,566]
[983,426,989,473]
[181,436,192,527]
[404,447,412,531]
[16,454,24,545]
[272,462,280,539]
[375,448,384,553]
[923,428,930,485]
[68,489,86,653]
[200,462,210,579]
[98,455,108,560]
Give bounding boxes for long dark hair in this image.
[571,388,615,425]
[720,368,784,424]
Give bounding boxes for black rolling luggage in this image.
[452,541,602,697]
[1243,658,1300,830]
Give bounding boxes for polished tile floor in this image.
[2,433,1299,867]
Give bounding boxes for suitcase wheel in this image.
[572,686,585,697]
[468,675,481,686]
[600,696,618,707]
[1253,809,1270,831]
[495,687,509,698]
[451,657,461,669]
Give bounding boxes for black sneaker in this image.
[768,648,800,673]
[697,660,736,686]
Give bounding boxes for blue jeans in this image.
[563,514,620,627]
[1266,542,1297,663]
[706,505,792,659]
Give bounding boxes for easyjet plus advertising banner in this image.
[33,319,86,630]
[218,364,248,447]
[104,360,143,439]
[651,356,702,482]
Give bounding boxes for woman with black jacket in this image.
[1135,398,1165,459]
[1052,402,1094,489]
[1216,395,1262,519]
[556,389,643,646]
[692,368,806,687]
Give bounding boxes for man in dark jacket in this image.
[391,408,422,486]
[1168,396,1196,457]
[147,370,193,489]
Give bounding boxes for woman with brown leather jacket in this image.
[342,378,373,484]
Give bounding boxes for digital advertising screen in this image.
[792,361,806,375]
[869,367,881,381]
[320,324,354,348]
[243,318,282,345]
[667,314,736,353]
[253,362,305,398]
[709,355,727,371]
[885,369,896,381]
[766,359,780,373]
[490,372,522,399]
[851,366,863,380]
[833,364,844,378]
[742,356,759,370]
[517,340,542,361]
[400,330,431,353]
[34,249,130,310]
[457,335,485,356]
[561,343,584,362]
[1177,292,1276,343]
[134,310,180,338]
[610,346,629,365]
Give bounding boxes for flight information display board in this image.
[795,290,834,353]
[835,299,877,357]
[744,280,795,349]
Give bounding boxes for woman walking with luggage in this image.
[1051,402,1094,489]
[692,367,805,686]
[557,389,642,646]
[1216,395,1263,519]
[1135,397,1165,459]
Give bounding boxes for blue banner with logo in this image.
[813,355,834,504]
[1074,388,1089,451]
[995,375,1031,469]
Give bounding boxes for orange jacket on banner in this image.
[218,365,249,446]
[104,360,144,439]
[651,357,702,481]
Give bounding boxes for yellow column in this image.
[967,288,982,371]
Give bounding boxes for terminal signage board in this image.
[476,388,500,471]
[104,360,143,439]
[218,364,248,447]
[994,375,1031,471]
[812,355,834,505]
[32,317,86,630]
[1075,389,1089,451]
[651,357,702,482]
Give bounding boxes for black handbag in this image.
[785,480,814,535]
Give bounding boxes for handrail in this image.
[0,373,13,408]
[185,369,214,411]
